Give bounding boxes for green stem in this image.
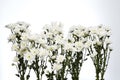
[35,56,40,80]
[96,54,100,80]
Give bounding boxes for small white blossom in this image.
[56,55,65,63]
[16,21,30,29]
[21,33,30,40]
[5,23,17,29]
[54,35,64,45]
[105,27,111,31]
[24,52,35,62]
[97,29,106,37]
[30,48,40,56]
[45,32,53,39]
[11,43,19,51]
[39,48,49,57]
[51,22,63,33]
[47,45,58,51]
[20,41,28,49]
[28,34,40,41]
[106,31,111,36]
[105,38,111,44]
[8,34,16,41]
[79,31,85,37]
[64,42,74,51]
[14,27,21,34]
[74,41,84,51]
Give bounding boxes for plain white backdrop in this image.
[0,0,120,80]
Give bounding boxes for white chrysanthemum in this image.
[20,41,28,49]
[28,34,40,41]
[16,21,30,29]
[90,27,98,34]
[21,33,30,40]
[105,27,111,31]
[24,52,35,62]
[51,22,63,33]
[30,48,40,56]
[45,32,53,38]
[74,41,84,51]
[78,31,85,37]
[14,26,21,34]
[47,45,58,51]
[106,31,111,36]
[94,25,111,37]
[97,28,106,37]
[69,25,85,32]
[53,63,62,71]
[8,34,16,41]
[64,42,74,51]
[54,35,64,44]
[5,23,17,29]
[13,56,19,62]
[11,43,19,51]
[56,55,65,63]
[73,30,79,35]
[105,38,111,44]
[39,48,49,57]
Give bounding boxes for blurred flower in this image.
[74,41,84,51]
[53,63,62,71]
[24,52,35,62]
[56,55,65,63]
[21,33,30,41]
[11,43,19,51]
[8,34,16,42]
[64,42,75,51]
[39,48,49,57]
[47,45,58,51]
[105,38,111,44]
[30,48,40,56]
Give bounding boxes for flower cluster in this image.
[88,25,112,80]
[6,22,112,80]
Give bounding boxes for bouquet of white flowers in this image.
[6,22,112,80]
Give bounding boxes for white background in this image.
[0,0,120,80]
